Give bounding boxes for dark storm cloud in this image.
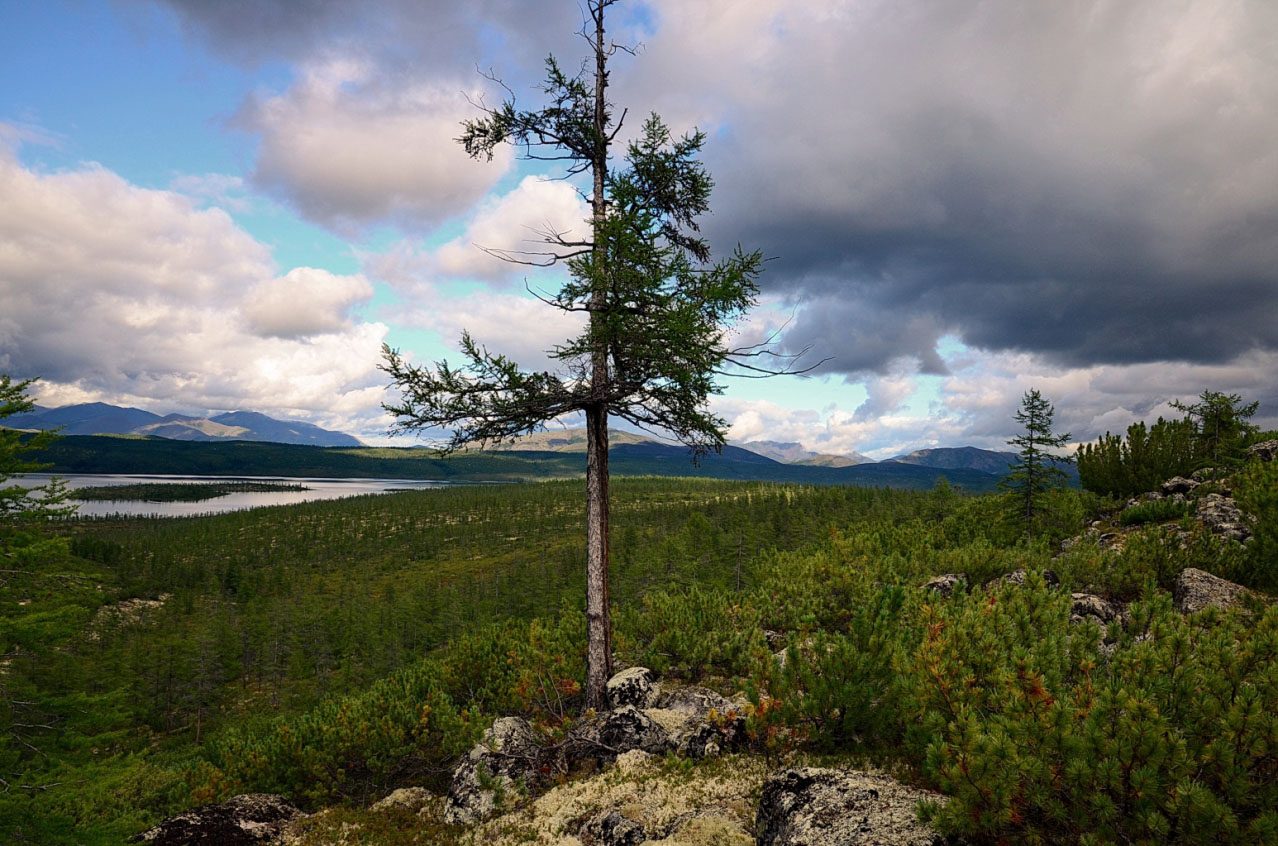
[144,0,592,75]
[629,0,1278,376]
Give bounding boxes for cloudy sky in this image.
[2,0,1276,458]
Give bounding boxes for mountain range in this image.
[5,402,361,447]
[9,403,1078,486]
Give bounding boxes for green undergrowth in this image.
[5,471,1277,844]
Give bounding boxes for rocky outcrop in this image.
[921,574,965,597]
[756,768,947,846]
[1161,476,1199,496]
[650,686,747,759]
[1196,493,1252,543]
[1069,592,1122,625]
[592,705,672,760]
[1174,568,1257,614]
[131,793,303,845]
[606,666,657,710]
[1247,440,1278,462]
[445,716,541,825]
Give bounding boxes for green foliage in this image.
[1078,417,1198,498]
[1236,458,1278,591]
[764,583,914,750]
[912,588,1278,845]
[1171,390,1260,477]
[622,586,767,682]
[1,374,75,525]
[20,455,1278,844]
[1000,389,1073,542]
[1119,497,1191,527]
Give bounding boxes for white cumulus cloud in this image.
[239,57,513,233]
[0,141,393,440]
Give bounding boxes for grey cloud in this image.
[627,0,1278,375]
[143,0,588,75]
[146,0,1278,377]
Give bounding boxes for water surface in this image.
[20,473,458,518]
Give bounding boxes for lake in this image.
[18,473,462,518]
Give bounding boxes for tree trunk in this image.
[584,403,612,709]
[583,0,614,711]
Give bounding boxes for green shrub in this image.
[621,586,767,682]
[1119,498,1191,527]
[760,583,916,750]
[1078,417,1198,498]
[1236,458,1278,591]
[908,585,1278,845]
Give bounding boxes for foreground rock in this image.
[445,716,541,825]
[606,666,657,710]
[131,794,303,845]
[1174,568,1258,614]
[650,686,748,759]
[756,768,947,846]
[474,749,762,845]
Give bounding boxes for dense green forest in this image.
[4,454,1277,843]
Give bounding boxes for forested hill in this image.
[28,434,1009,491]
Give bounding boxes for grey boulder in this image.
[756,768,947,846]
[606,666,657,710]
[1174,568,1257,614]
[444,716,541,825]
[131,794,303,845]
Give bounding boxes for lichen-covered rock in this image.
[581,809,647,845]
[1162,476,1200,495]
[756,768,946,846]
[594,705,671,759]
[445,716,541,825]
[648,686,747,758]
[921,573,965,597]
[1069,592,1121,625]
[1174,568,1256,614]
[1196,493,1252,543]
[1247,440,1278,462]
[371,786,432,813]
[606,666,657,710]
[131,793,303,845]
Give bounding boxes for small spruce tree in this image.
[1000,388,1072,542]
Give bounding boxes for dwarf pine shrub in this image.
[911,583,1278,845]
[1236,458,1278,591]
[1119,498,1191,527]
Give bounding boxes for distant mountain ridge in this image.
[736,439,874,466]
[5,402,361,447]
[889,446,1018,475]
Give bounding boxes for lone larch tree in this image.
[381,0,793,709]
